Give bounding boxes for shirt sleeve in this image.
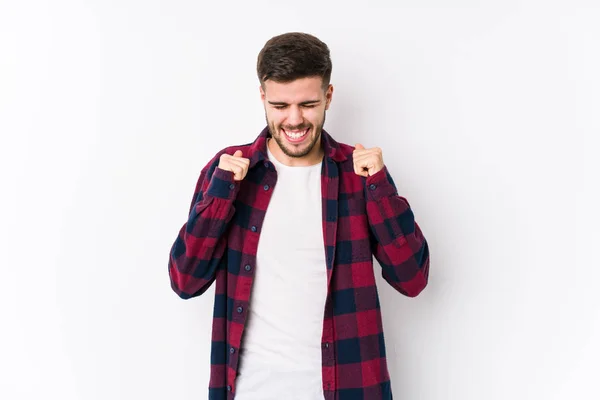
[365,166,430,297]
[168,152,240,299]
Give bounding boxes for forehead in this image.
[263,76,324,102]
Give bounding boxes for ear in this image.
[325,84,334,110]
[259,85,266,101]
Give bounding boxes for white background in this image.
[1,1,599,399]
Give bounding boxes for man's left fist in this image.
[353,143,384,177]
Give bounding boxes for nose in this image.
[286,106,303,127]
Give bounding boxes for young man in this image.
[168,32,430,400]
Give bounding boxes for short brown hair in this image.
[257,32,332,89]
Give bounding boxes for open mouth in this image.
[282,127,310,143]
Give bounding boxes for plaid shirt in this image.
[169,126,430,400]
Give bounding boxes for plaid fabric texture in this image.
[169,126,430,400]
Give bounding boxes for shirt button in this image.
[237,306,243,313]
[264,161,269,168]
[369,184,377,190]
[324,342,329,348]
[230,347,235,354]
[263,184,270,191]
[244,264,252,271]
[226,385,231,391]
[229,183,235,190]
[251,226,257,232]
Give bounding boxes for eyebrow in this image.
[268,100,321,106]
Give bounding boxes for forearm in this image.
[169,166,239,299]
[366,166,430,297]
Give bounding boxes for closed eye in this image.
[273,104,317,110]
[270,102,320,110]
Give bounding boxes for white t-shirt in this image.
[234,145,328,400]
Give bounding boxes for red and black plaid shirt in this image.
[169,126,430,400]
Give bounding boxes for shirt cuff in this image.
[365,166,397,201]
[206,167,239,200]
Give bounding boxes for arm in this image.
[365,166,430,297]
[168,153,239,299]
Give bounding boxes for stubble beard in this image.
[266,112,326,159]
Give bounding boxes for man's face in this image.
[261,76,333,161]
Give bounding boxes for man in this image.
[168,32,430,400]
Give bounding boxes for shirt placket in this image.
[228,158,278,398]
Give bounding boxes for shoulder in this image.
[337,141,356,155]
[333,140,358,169]
[325,136,356,162]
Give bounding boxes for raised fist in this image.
[217,150,250,181]
[353,143,384,177]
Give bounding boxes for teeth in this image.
[284,129,308,139]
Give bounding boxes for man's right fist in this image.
[217,150,250,181]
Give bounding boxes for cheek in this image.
[307,109,324,124]
[266,111,283,126]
